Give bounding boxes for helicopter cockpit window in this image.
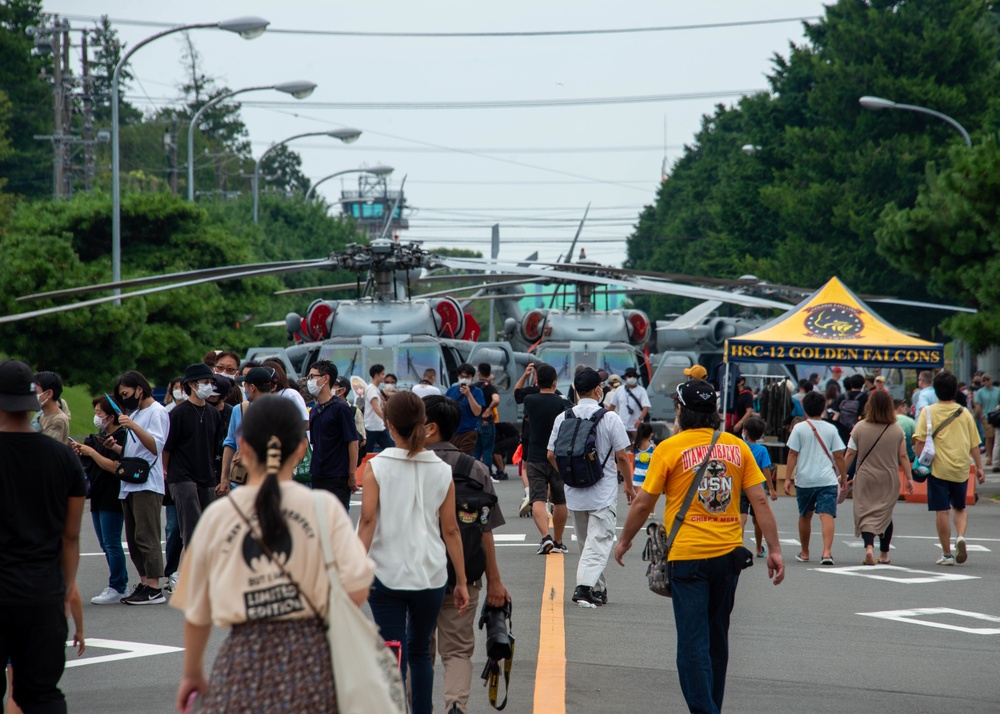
[396,346,444,389]
[319,347,364,380]
[536,348,573,380]
[598,350,636,380]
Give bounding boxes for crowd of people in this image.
[0,349,990,714]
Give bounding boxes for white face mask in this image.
[307,378,323,397]
[383,383,397,393]
[94,415,109,429]
[626,377,638,387]
[459,378,472,386]
[172,389,186,401]
[195,383,215,400]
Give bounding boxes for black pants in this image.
[313,478,351,512]
[0,601,68,713]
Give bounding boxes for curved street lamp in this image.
[187,80,316,201]
[304,165,394,202]
[253,128,362,222]
[111,16,269,300]
[859,95,972,148]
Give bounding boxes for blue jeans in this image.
[91,510,127,593]
[367,430,395,454]
[473,421,496,474]
[164,504,183,577]
[669,554,741,714]
[368,577,446,714]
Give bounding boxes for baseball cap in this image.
[831,366,844,374]
[683,365,708,380]
[596,369,609,383]
[212,374,233,400]
[0,360,42,412]
[673,380,718,414]
[182,363,214,384]
[236,366,279,388]
[574,367,603,394]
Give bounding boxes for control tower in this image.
[339,174,409,237]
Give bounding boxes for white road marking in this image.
[780,538,800,546]
[859,608,1000,635]
[64,638,184,668]
[841,541,895,549]
[493,534,526,542]
[935,543,990,552]
[812,565,979,584]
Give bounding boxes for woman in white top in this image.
[261,358,310,425]
[358,391,469,714]
[172,396,374,713]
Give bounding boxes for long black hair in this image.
[240,395,306,546]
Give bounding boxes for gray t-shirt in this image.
[787,418,844,488]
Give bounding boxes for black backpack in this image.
[447,454,499,587]
[553,407,613,488]
[839,393,862,430]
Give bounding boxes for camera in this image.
[478,600,513,661]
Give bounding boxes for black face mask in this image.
[121,392,140,410]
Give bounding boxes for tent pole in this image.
[721,363,730,426]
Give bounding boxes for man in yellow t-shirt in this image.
[913,371,984,567]
[615,380,784,714]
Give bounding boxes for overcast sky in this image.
[53,1,828,266]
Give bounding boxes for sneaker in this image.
[519,494,532,518]
[552,541,569,554]
[91,586,125,605]
[164,572,179,593]
[490,476,500,483]
[495,472,509,481]
[536,535,555,555]
[593,587,608,605]
[955,537,968,564]
[123,585,166,605]
[572,585,602,608]
[936,554,956,566]
[120,584,145,603]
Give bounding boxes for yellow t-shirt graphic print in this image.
[642,429,764,561]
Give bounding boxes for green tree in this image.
[89,15,142,125]
[626,0,1000,334]
[0,89,15,227]
[876,136,1000,351]
[0,0,51,197]
[260,144,310,195]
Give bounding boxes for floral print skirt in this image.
[202,618,337,713]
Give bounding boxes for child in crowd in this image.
[740,417,777,558]
[632,423,655,491]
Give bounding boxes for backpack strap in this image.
[587,408,616,472]
[932,408,964,439]
[453,453,484,490]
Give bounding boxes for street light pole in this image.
[304,165,394,202]
[187,81,315,201]
[859,95,972,148]
[110,16,269,301]
[253,128,361,223]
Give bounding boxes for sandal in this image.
[877,558,891,565]
[795,552,809,563]
[862,557,876,566]
[821,556,835,566]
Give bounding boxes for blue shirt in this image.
[747,442,772,472]
[223,402,244,450]
[445,385,486,435]
[309,397,359,482]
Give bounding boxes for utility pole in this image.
[51,25,64,199]
[166,116,179,194]
[80,29,95,192]
[60,21,73,198]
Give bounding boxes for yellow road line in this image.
[533,531,566,713]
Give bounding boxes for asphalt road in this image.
[35,472,1000,713]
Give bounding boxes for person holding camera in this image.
[445,364,485,456]
[423,395,509,714]
[615,379,784,714]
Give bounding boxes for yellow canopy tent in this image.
[724,277,943,369]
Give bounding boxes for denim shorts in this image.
[926,475,968,512]
[795,484,838,518]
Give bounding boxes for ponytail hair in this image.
[240,395,306,546]
[384,391,426,457]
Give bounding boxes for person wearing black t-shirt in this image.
[474,363,503,480]
[163,364,222,557]
[72,396,129,605]
[522,364,573,555]
[0,360,86,712]
[307,360,360,511]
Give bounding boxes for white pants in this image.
[572,506,617,591]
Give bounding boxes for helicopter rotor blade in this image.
[17,258,332,303]
[0,263,335,325]
[660,301,725,330]
[436,258,792,310]
[414,279,538,300]
[867,297,977,314]
[274,282,362,296]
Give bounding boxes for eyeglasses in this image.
[214,366,238,375]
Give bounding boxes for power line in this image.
[53,13,818,38]
[274,143,683,154]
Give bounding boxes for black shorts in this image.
[738,482,770,515]
[926,475,968,512]
[527,461,566,506]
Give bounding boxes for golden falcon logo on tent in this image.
[803,303,864,340]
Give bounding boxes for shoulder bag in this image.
[913,407,963,483]
[116,456,150,484]
[806,420,847,504]
[229,494,406,714]
[642,429,721,597]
